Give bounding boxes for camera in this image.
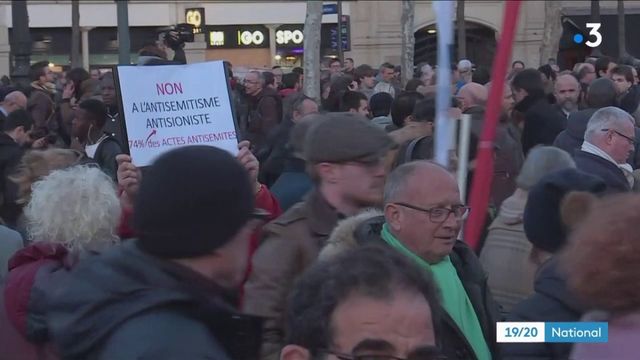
[161,23,195,49]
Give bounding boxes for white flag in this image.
[432,0,455,167]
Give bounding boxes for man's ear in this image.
[384,203,402,231]
[280,345,312,360]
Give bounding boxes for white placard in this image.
[116,61,238,167]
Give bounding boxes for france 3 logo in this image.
[572,23,602,48]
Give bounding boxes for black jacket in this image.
[93,134,123,182]
[258,118,294,186]
[502,258,585,360]
[517,95,567,155]
[552,108,597,155]
[554,108,640,169]
[574,150,631,193]
[47,241,262,360]
[353,216,502,360]
[0,132,23,226]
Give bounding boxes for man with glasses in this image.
[244,113,394,360]
[281,245,443,360]
[319,161,500,360]
[576,106,636,193]
[241,70,283,154]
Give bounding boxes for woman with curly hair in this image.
[8,148,81,238]
[2,165,121,359]
[565,193,640,359]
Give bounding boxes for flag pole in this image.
[464,0,522,251]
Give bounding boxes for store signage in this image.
[238,30,266,46]
[276,29,304,45]
[185,8,205,34]
[206,25,270,49]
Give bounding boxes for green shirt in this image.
[381,223,491,360]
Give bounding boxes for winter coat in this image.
[0,133,24,227]
[270,157,313,212]
[502,258,585,360]
[92,134,123,182]
[319,211,502,360]
[517,95,567,155]
[492,122,524,207]
[245,88,283,153]
[553,108,597,156]
[243,189,341,360]
[258,118,294,186]
[571,311,640,360]
[2,242,73,360]
[479,190,535,313]
[574,150,631,194]
[0,225,22,280]
[44,240,261,360]
[553,108,640,169]
[102,106,125,147]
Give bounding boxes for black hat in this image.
[523,168,606,253]
[304,112,394,164]
[134,146,254,258]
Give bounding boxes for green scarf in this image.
[381,224,491,360]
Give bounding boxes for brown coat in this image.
[243,189,340,360]
[479,190,535,312]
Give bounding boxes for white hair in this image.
[516,146,576,190]
[584,106,635,142]
[25,165,121,253]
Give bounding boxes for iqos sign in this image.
[276,29,304,45]
[238,30,265,46]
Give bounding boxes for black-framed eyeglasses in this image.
[393,202,470,223]
[320,348,447,360]
[601,128,636,145]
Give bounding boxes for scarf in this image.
[380,224,491,360]
[581,141,634,187]
[31,81,57,95]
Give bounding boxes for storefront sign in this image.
[276,29,304,45]
[206,25,270,49]
[185,8,205,34]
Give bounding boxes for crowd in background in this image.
[1,33,640,360]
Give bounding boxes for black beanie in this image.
[134,146,254,258]
[523,168,606,254]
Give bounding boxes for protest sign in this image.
[116,61,238,167]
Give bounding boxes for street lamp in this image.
[10,0,32,88]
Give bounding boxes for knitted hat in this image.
[523,168,606,253]
[134,146,254,258]
[304,112,394,164]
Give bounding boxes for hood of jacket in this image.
[566,108,598,140]
[4,242,70,342]
[46,240,239,359]
[318,209,383,261]
[533,258,585,315]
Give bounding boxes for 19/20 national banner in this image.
[116,61,238,167]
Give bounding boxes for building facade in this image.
[0,0,638,76]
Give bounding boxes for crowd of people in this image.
[1,35,640,360]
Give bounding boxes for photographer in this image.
[137,30,187,66]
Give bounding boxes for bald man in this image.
[0,91,28,125]
[458,82,489,145]
[320,161,500,360]
[554,74,581,117]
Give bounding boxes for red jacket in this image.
[2,242,71,360]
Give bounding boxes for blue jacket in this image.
[270,157,313,211]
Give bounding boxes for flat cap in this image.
[304,112,394,164]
